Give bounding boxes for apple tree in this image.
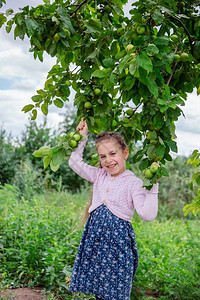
[0,0,200,189]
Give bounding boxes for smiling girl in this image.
[68,120,159,300]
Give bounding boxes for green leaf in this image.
[51,148,65,166]
[0,14,7,27]
[147,145,156,158]
[41,103,48,116]
[165,63,172,74]
[85,18,102,33]
[88,116,95,126]
[119,55,130,74]
[92,68,112,78]
[33,146,51,157]
[43,156,51,169]
[52,16,60,25]
[153,114,164,129]
[25,18,40,36]
[54,98,64,108]
[156,145,165,158]
[152,10,164,25]
[56,7,75,34]
[146,44,159,56]
[5,8,13,16]
[139,158,149,170]
[125,75,135,90]
[167,140,177,153]
[148,79,158,97]
[81,68,93,80]
[162,84,170,99]
[196,175,200,186]
[154,36,169,45]
[129,60,137,75]
[115,50,126,60]
[136,53,153,72]
[21,104,34,112]
[50,160,60,172]
[102,58,115,68]
[31,109,37,120]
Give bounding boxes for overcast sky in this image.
[0,0,200,156]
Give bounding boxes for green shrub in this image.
[0,188,200,299]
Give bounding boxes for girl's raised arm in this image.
[68,120,102,183]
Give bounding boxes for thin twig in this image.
[167,13,194,55]
[69,0,88,16]
[166,62,177,86]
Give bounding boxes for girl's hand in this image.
[77,120,88,136]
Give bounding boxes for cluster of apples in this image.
[76,88,101,110]
[170,34,189,63]
[144,163,160,179]
[68,131,82,148]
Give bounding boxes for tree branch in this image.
[166,62,177,86]
[168,13,194,55]
[68,0,88,16]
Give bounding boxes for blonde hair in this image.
[80,131,128,225]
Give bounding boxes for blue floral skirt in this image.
[69,204,139,300]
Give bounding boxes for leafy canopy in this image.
[0,0,200,188]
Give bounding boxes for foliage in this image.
[183,150,200,216]
[0,187,200,299]
[0,127,23,186]
[12,159,48,200]
[1,0,200,188]
[20,118,54,166]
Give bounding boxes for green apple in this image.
[197,86,200,95]
[74,133,81,142]
[146,131,152,140]
[97,12,102,19]
[123,117,129,124]
[130,52,137,58]
[131,32,138,40]
[66,80,71,86]
[105,5,112,13]
[150,163,159,173]
[126,44,134,51]
[126,109,133,116]
[180,52,189,62]
[69,140,77,148]
[64,28,70,38]
[171,34,179,42]
[84,101,92,109]
[136,25,146,35]
[117,28,124,36]
[94,88,101,96]
[144,168,153,179]
[53,33,60,43]
[174,54,180,62]
[69,131,75,137]
[79,96,87,102]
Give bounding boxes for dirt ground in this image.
[0,287,159,299]
[0,287,48,300]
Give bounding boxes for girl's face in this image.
[97,139,129,177]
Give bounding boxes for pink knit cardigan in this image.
[69,138,159,222]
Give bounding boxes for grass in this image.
[0,184,200,299]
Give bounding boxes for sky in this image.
[0,0,200,156]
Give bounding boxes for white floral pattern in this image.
[69,205,138,300]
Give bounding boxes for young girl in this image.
[68,120,159,300]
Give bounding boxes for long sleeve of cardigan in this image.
[68,137,101,183]
[132,180,159,222]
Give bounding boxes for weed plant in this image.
[0,185,200,299]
